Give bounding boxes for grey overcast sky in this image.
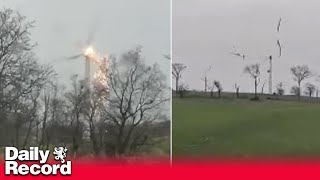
[1,0,170,85]
[173,0,320,94]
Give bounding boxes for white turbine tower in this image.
[84,46,94,84]
[268,55,272,95]
[66,44,96,86]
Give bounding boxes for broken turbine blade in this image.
[66,54,83,60]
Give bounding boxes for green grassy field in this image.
[173,97,320,157]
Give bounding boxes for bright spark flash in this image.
[84,46,94,57]
[82,45,110,96]
[94,56,109,88]
[83,45,101,64]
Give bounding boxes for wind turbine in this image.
[268,17,282,94]
[66,33,98,86]
[68,47,94,82]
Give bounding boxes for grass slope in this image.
[173,97,320,157]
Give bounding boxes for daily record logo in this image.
[4,147,71,175]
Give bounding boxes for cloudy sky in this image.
[173,0,320,94]
[2,0,170,85]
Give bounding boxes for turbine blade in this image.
[277,17,282,32]
[86,29,96,45]
[86,13,102,45]
[277,40,282,57]
[67,54,82,60]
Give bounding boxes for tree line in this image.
[172,61,317,100]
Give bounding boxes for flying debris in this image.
[230,52,245,59]
[231,53,246,60]
[277,18,282,32]
[277,39,282,57]
[93,56,110,89]
[230,46,245,60]
[276,17,282,58]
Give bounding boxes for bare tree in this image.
[290,65,312,98]
[21,66,55,149]
[244,63,261,99]
[83,75,109,155]
[214,80,223,98]
[209,82,215,98]
[102,48,169,156]
[261,81,266,94]
[39,85,52,149]
[65,75,89,156]
[0,8,35,114]
[0,8,56,148]
[276,82,285,96]
[39,82,69,149]
[83,89,102,155]
[234,83,240,98]
[178,83,189,98]
[290,86,300,96]
[304,83,316,97]
[172,63,186,95]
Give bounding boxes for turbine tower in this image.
[268,55,272,94]
[83,46,95,85]
[85,57,90,83]
[66,45,95,86]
